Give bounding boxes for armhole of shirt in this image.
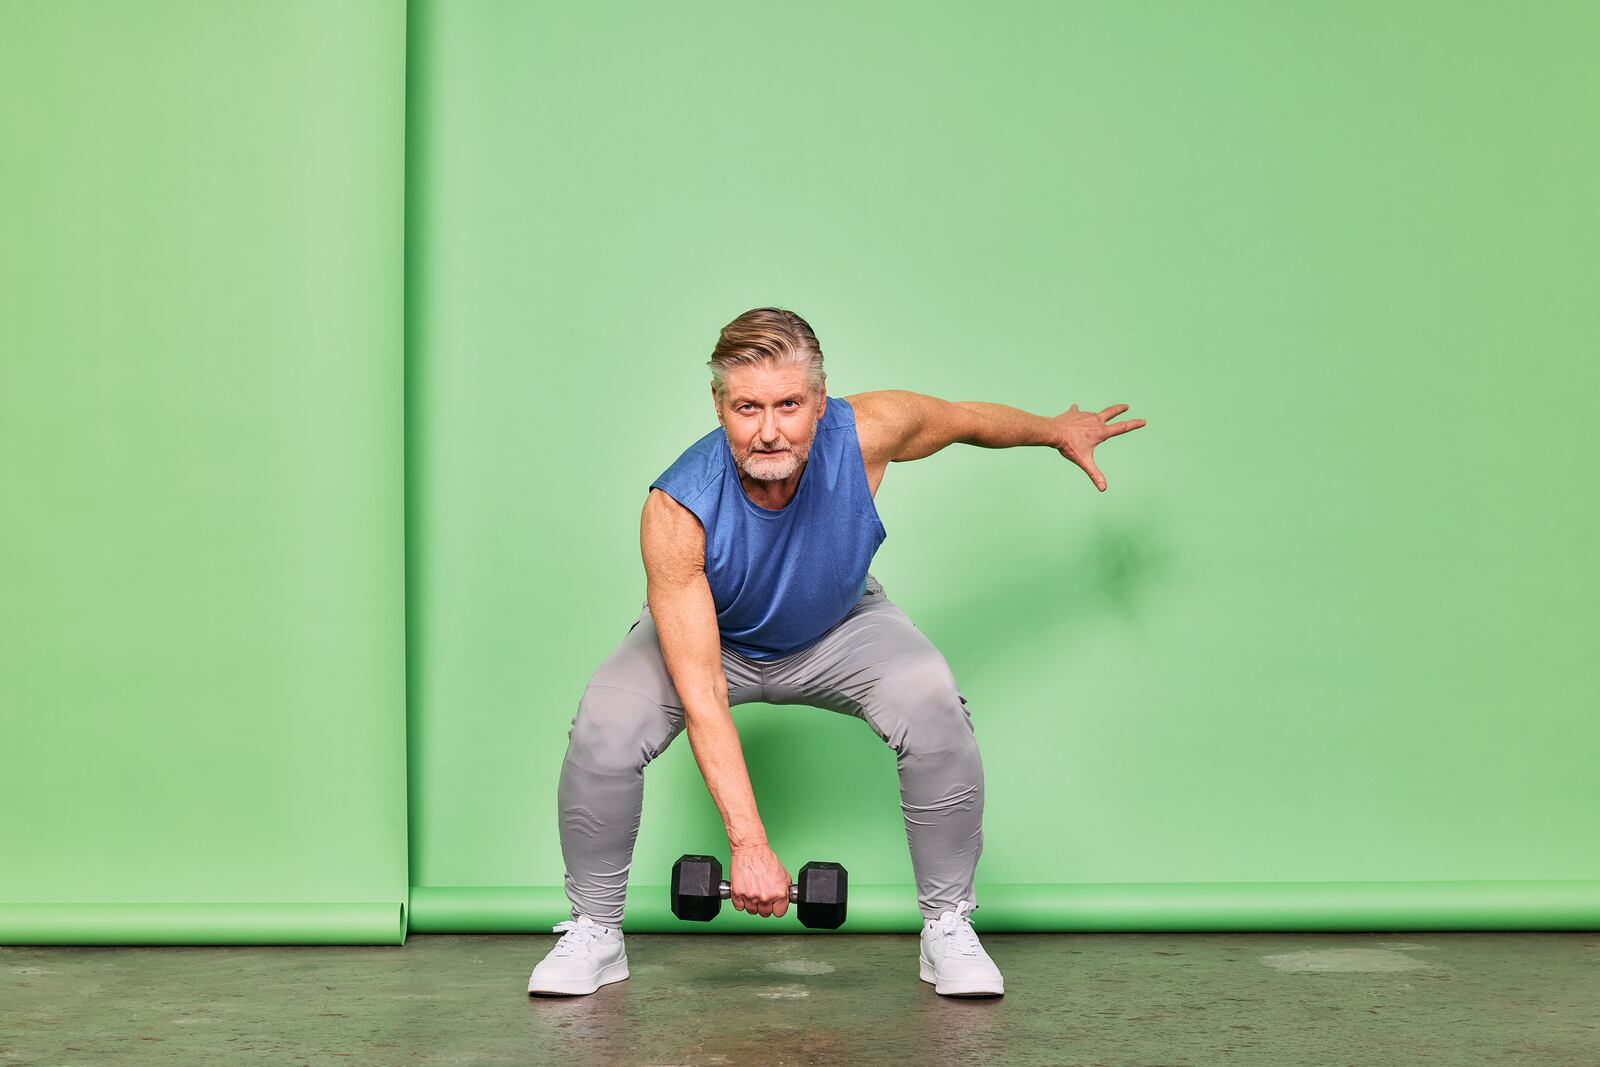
[832,399,887,542]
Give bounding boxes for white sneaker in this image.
[527,915,629,996]
[919,900,1004,996]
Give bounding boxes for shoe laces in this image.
[549,917,612,957]
[929,900,982,957]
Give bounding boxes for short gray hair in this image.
[707,307,825,405]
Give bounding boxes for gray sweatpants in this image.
[556,573,985,926]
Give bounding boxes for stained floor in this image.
[4,932,1599,1065]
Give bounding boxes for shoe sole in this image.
[528,955,630,996]
[919,955,1004,996]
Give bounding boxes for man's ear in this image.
[710,380,722,425]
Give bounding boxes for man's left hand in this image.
[1054,403,1147,492]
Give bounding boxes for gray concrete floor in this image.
[3,932,1598,1066]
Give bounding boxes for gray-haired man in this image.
[528,307,1145,997]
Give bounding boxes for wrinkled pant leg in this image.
[556,606,686,928]
[556,600,762,927]
[557,684,682,928]
[762,576,987,923]
[862,661,986,922]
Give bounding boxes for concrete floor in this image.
[3,932,1598,1066]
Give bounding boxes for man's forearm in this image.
[682,704,768,849]
[955,400,1061,449]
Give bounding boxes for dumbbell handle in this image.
[717,880,800,902]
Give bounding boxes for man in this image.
[528,307,1146,998]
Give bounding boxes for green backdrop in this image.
[4,1,1597,945]
[0,1,409,944]
[404,0,1599,934]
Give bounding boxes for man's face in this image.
[713,363,825,484]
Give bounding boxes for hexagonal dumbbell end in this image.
[795,860,848,929]
[671,854,725,922]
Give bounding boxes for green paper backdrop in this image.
[404,0,1600,933]
[0,0,409,944]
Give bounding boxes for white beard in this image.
[726,427,815,483]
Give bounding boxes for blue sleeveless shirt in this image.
[647,394,887,660]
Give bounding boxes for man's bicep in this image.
[640,489,725,704]
[849,389,968,464]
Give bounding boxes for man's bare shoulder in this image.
[838,391,915,470]
[641,488,705,574]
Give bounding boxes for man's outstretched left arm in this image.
[851,389,1148,492]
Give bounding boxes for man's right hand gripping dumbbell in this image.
[730,841,791,917]
[671,845,849,928]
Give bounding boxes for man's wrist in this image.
[728,830,768,851]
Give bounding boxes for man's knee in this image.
[867,655,977,756]
[567,683,680,775]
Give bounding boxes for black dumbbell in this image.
[670,853,848,929]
